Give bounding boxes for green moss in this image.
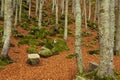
[18,36,39,46]
[53,39,69,52]
[87,50,99,55]
[94,76,114,80]
[0,57,14,69]
[114,71,120,76]
[86,44,93,48]
[26,59,39,65]
[28,39,39,46]
[18,39,29,45]
[21,22,29,30]
[87,20,98,30]
[13,31,24,39]
[27,46,38,53]
[29,27,47,39]
[90,41,97,45]
[44,38,54,49]
[66,54,75,59]
[114,50,120,56]
[82,32,92,37]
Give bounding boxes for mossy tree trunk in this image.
[75,0,84,74]
[1,0,13,59]
[96,0,115,79]
[114,0,120,56]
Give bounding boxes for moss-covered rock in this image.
[27,46,38,54]
[53,39,69,52]
[39,47,53,57]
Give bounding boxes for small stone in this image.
[27,54,40,65]
[88,62,99,72]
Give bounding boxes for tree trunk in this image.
[35,0,39,16]
[96,0,115,79]
[88,0,91,21]
[55,0,58,30]
[52,0,55,13]
[1,0,13,59]
[19,0,22,22]
[115,0,120,56]
[75,0,84,74]
[61,0,65,15]
[38,0,43,29]
[14,0,18,31]
[0,0,4,17]
[28,0,31,19]
[64,0,68,41]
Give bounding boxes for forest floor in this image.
[0,0,120,80]
[0,22,120,80]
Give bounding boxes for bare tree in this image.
[96,0,115,79]
[0,0,4,17]
[75,0,84,74]
[1,0,13,59]
[115,0,120,56]
[64,0,68,41]
[61,0,65,15]
[18,0,22,22]
[38,0,44,29]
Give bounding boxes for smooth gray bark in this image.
[64,0,68,41]
[1,0,13,58]
[0,0,4,17]
[115,0,120,56]
[38,0,43,29]
[75,0,84,74]
[96,0,115,79]
[19,0,22,22]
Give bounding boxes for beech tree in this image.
[1,0,13,59]
[55,0,58,30]
[61,0,65,15]
[115,0,120,56]
[96,0,115,79]
[64,0,68,41]
[14,0,18,31]
[38,0,44,29]
[18,0,22,22]
[0,0,4,17]
[75,0,84,74]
